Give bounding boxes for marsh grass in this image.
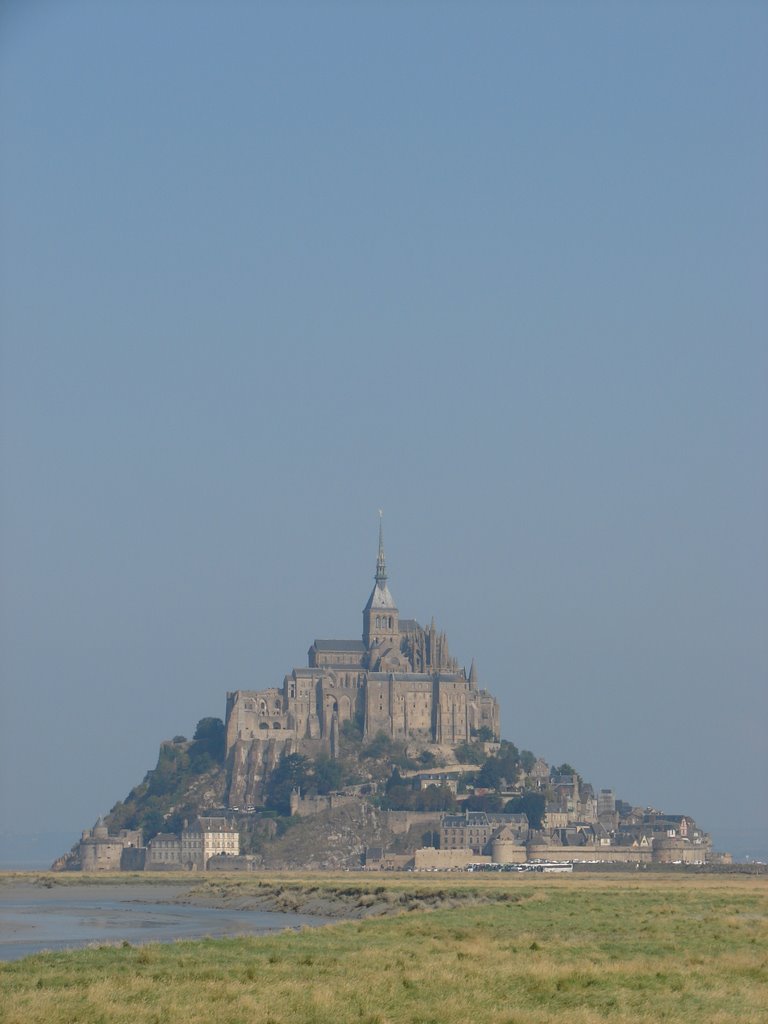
[1,874,766,1023]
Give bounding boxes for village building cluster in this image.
[78,816,240,872]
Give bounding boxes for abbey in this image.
[225,523,500,808]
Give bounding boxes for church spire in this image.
[375,509,387,584]
[363,512,398,647]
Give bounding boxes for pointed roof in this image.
[364,512,397,611]
[364,581,396,610]
[468,659,478,684]
[375,511,387,584]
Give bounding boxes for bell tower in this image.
[363,512,399,647]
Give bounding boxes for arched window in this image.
[376,616,380,628]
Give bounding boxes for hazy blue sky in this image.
[1,2,766,861]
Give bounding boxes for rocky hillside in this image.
[239,800,443,871]
[67,708,605,873]
[105,718,229,839]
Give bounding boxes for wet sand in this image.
[0,881,337,961]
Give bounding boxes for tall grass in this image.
[1,874,766,1023]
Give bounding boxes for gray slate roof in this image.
[398,619,421,632]
[312,639,367,652]
[364,581,397,610]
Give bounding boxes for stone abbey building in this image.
[226,523,500,808]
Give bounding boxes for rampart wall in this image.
[386,810,443,835]
[290,792,360,817]
[414,847,491,869]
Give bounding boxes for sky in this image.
[1,1,766,863]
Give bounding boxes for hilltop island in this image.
[56,525,730,873]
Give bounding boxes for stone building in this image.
[440,811,529,856]
[430,805,715,869]
[79,819,144,872]
[226,522,501,809]
[180,816,240,870]
[145,832,182,870]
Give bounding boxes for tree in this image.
[362,731,393,760]
[108,800,137,831]
[473,726,495,742]
[456,773,473,794]
[476,757,505,790]
[146,744,188,797]
[141,808,166,841]
[419,784,457,812]
[191,717,226,765]
[519,750,536,773]
[138,795,169,840]
[312,754,343,795]
[340,718,363,742]
[465,792,505,812]
[382,784,416,810]
[505,791,545,828]
[498,739,520,763]
[475,741,520,790]
[383,779,457,812]
[453,740,486,765]
[266,753,312,815]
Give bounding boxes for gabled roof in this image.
[312,639,367,652]
[442,811,491,828]
[191,816,237,833]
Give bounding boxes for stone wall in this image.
[120,848,146,871]
[387,810,444,835]
[414,847,491,870]
[653,837,708,864]
[206,855,261,871]
[490,839,527,864]
[289,792,360,817]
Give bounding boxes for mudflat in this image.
[0,877,335,962]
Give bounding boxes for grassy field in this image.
[1,872,766,1023]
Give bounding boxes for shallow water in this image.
[0,883,335,961]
